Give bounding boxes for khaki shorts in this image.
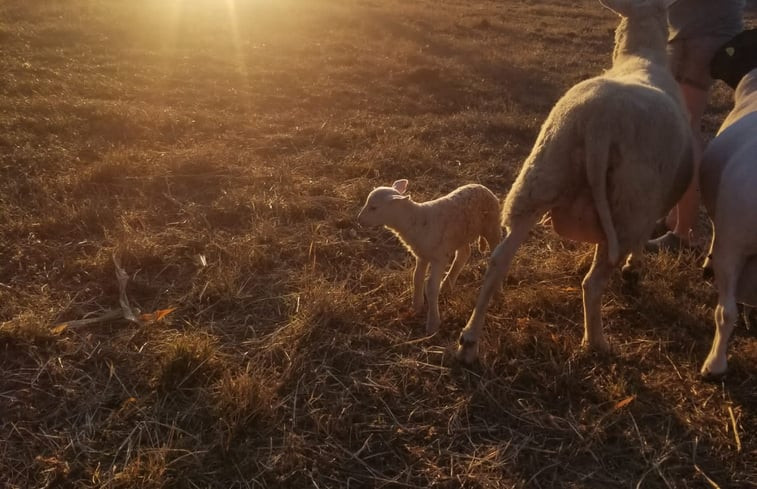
[668,35,736,90]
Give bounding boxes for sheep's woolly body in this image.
[358,182,501,334]
[699,69,757,377]
[504,13,691,261]
[457,0,694,363]
[386,185,501,262]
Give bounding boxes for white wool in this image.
[358,181,501,334]
[698,68,757,377]
[457,0,694,363]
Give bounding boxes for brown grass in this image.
[1,0,756,487]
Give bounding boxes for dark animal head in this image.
[711,29,757,89]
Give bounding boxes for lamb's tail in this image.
[584,130,620,264]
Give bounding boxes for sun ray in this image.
[224,0,249,80]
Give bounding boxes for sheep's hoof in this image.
[700,358,728,382]
[620,267,640,295]
[702,266,714,282]
[456,335,479,364]
[699,367,727,383]
[620,266,640,285]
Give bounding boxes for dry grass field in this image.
[1,0,756,487]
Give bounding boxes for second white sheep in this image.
[358,180,501,334]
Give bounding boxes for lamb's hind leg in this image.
[442,245,471,292]
[582,242,614,352]
[701,253,742,379]
[457,216,537,364]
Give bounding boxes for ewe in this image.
[457,0,694,363]
[358,180,501,334]
[699,36,757,377]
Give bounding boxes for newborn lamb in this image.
[358,179,501,334]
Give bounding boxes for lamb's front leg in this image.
[582,243,613,352]
[457,219,534,364]
[425,260,445,334]
[412,257,429,315]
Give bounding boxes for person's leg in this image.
[671,82,708,241]
[649,35,731,251]
[648,84,707,250]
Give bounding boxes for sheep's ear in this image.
[391,194,410,201]
[601,0,670,16]
[392,179,409,194]
[599,0,634,16]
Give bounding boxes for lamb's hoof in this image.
[581,337,611,354]
[425,319,440,336]
[456,334,479,364]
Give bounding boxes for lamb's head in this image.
[357,179,410,227]
[600,0,675,64]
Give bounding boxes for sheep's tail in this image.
[584,130,620,264]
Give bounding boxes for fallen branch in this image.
[51,252,175,334]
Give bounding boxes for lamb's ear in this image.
[391,194,410,201]
[392,179,409,194]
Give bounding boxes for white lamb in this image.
[699,66,757,378]
[358,179,501,334]
[457,0,694,363]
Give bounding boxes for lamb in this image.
[698,51,757,378]
[358,179,501,334]
[456,0,694,363]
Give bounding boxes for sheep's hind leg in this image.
[701,255,742,379]
[412,258,429,315]
[442,245,471,292]
[581,243,613,352]
[620,245,643,292]
[457,218,536,364]
[425,261,445,335]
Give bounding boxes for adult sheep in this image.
[457,0,694,363]
[699,30,757,378]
